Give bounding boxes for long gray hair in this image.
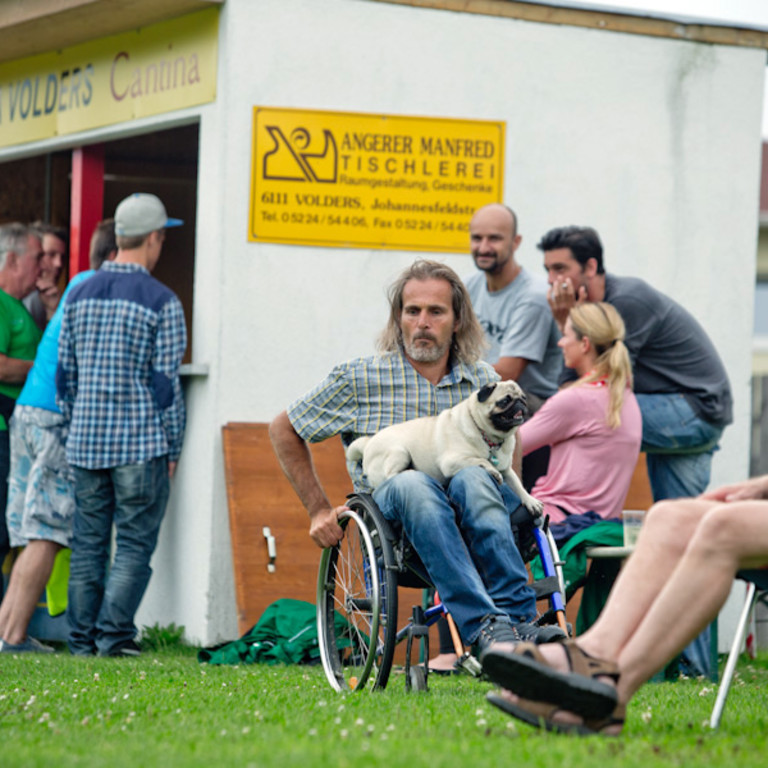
[378,259,487,365]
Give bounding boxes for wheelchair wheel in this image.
[408,665,428,692]
[317,494,398,691]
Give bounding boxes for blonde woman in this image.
[518,302,641,542]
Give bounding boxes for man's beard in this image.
[404,333,451,363]
[473,252,508,274]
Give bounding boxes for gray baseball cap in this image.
[114,193,184,237]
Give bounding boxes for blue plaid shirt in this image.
[287,349,499,492]
[56,262,187,469]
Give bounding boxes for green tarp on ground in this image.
[198,598,352,665]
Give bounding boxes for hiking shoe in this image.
[0,636,55,654]
[475,617,521,658]
[513,621,567,645]
[99,639,142,658]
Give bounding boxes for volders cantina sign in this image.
[0,8,218,149]
[248,107,505,252]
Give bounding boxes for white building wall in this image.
[3,0,761,646]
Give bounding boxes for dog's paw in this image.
[521,494,544,516]
[485,466,503,485]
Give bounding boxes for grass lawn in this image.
[2,645,767,768]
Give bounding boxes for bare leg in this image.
[429,652,459,671]
[486,497,768,731]
[513,499,711,674]
[614,501,768,701]
[0,540,61,645]
[578,498,713,660]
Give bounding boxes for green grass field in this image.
[2,646,767,768]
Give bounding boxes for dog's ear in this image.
[477,383,497,403]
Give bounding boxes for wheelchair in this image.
[316,492,567,693]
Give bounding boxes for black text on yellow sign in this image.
[249,107,505,252]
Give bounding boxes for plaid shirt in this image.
[287,349,499,492]
[56,262,187,469]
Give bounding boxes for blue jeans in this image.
[637,393,724,678]
[0,430,9,600]
[636,393,724,502]
[372,467,536,644]
[67,457,170,656]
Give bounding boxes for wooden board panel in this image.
[222,423,353,636]
[222,423,430,664]
[622,452,654,511]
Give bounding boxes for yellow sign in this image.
[0,8,218,149]
[249,107,504,252]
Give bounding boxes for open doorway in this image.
[0,123,199,362]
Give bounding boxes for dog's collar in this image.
[471,415,504,467]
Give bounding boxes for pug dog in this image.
[346,380,543,515]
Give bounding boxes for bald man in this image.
[464,204,562,413]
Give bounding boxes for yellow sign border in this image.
[248,106,505,252]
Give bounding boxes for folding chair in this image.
[710,571,768,729]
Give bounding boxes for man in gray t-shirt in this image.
[464,204,562,409]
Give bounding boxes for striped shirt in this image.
[56,262,187,469]
[288,349,499,492]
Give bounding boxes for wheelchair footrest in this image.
[532,575,561,600]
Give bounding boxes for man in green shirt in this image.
[0,224,43,596]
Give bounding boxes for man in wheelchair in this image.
[270,259,565,655]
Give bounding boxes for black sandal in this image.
[487,690,625,736]
[481,641,619,719]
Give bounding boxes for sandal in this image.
[486,691,625,736]
[481,640,619,719]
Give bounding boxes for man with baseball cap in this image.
[57,193,187,657]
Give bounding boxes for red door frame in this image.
[69,145,105,277]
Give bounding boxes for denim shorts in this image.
[6,405,74,548]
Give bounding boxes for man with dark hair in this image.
[0,220,116,653]
[0,224,42,597]
[538,224,731,503]
[58,196,186,657]
[26,223,68,330]
[538,225,732,676]
[270,259,565,651]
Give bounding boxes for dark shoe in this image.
[475,617,521,658]
[513,622,567,645]
[482,640,619,719]
[0,636,55,654]
[99,639,142,658]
